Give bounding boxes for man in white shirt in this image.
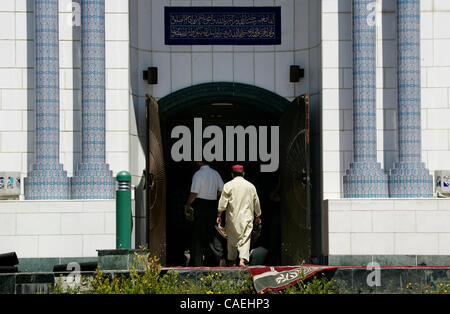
[217,165,262,267]
[185,160,224,266]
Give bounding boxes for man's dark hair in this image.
[232,171,243,177]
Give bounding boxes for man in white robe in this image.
[217,165,262,267]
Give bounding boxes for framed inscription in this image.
[164,6,281,45]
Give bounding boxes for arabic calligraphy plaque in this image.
[165,7,281,45]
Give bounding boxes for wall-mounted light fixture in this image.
[290,65,304,83]
[143,67,158,85]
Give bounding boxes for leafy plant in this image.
[89,254,180,294]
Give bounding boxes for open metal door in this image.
[146,95,166,264]
[279,94,311,265]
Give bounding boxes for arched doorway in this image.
[147,82,311,266]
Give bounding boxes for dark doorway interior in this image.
[161,102,282,266]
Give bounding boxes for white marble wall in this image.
[0,200,116,257]
[321,0,450,199]
[0,0,35,184]
[324,198,450,255]
[421,0,450,174]
[103,0,130,178]
[133,0,315,101]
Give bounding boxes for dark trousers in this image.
[190,198,217,267]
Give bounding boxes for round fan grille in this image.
[285,129,306,186]
[284,128,308,219]
[149,132,165,212]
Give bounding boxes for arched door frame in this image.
[158,82,290,118]
[146,82,293,265]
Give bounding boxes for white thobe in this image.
[218,176,261,262]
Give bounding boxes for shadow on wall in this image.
[134,173,147,248]
[129,0,151,248]
[381,1,398,174]
[338,0,352,197]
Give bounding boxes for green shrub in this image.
[89,254,180,294]
[50,252,342,294]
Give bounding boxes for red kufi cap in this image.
[232,165,244,172]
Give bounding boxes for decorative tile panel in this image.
[24,0,69,200]
[343,0,389,198]
[71,0,115,200]
[388,0,433,198]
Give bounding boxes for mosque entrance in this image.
[146,83,311,266]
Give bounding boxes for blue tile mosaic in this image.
[344,0,389,198]
[24,0,69,200]
[71,0,115,200]
[388,0,432,198]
